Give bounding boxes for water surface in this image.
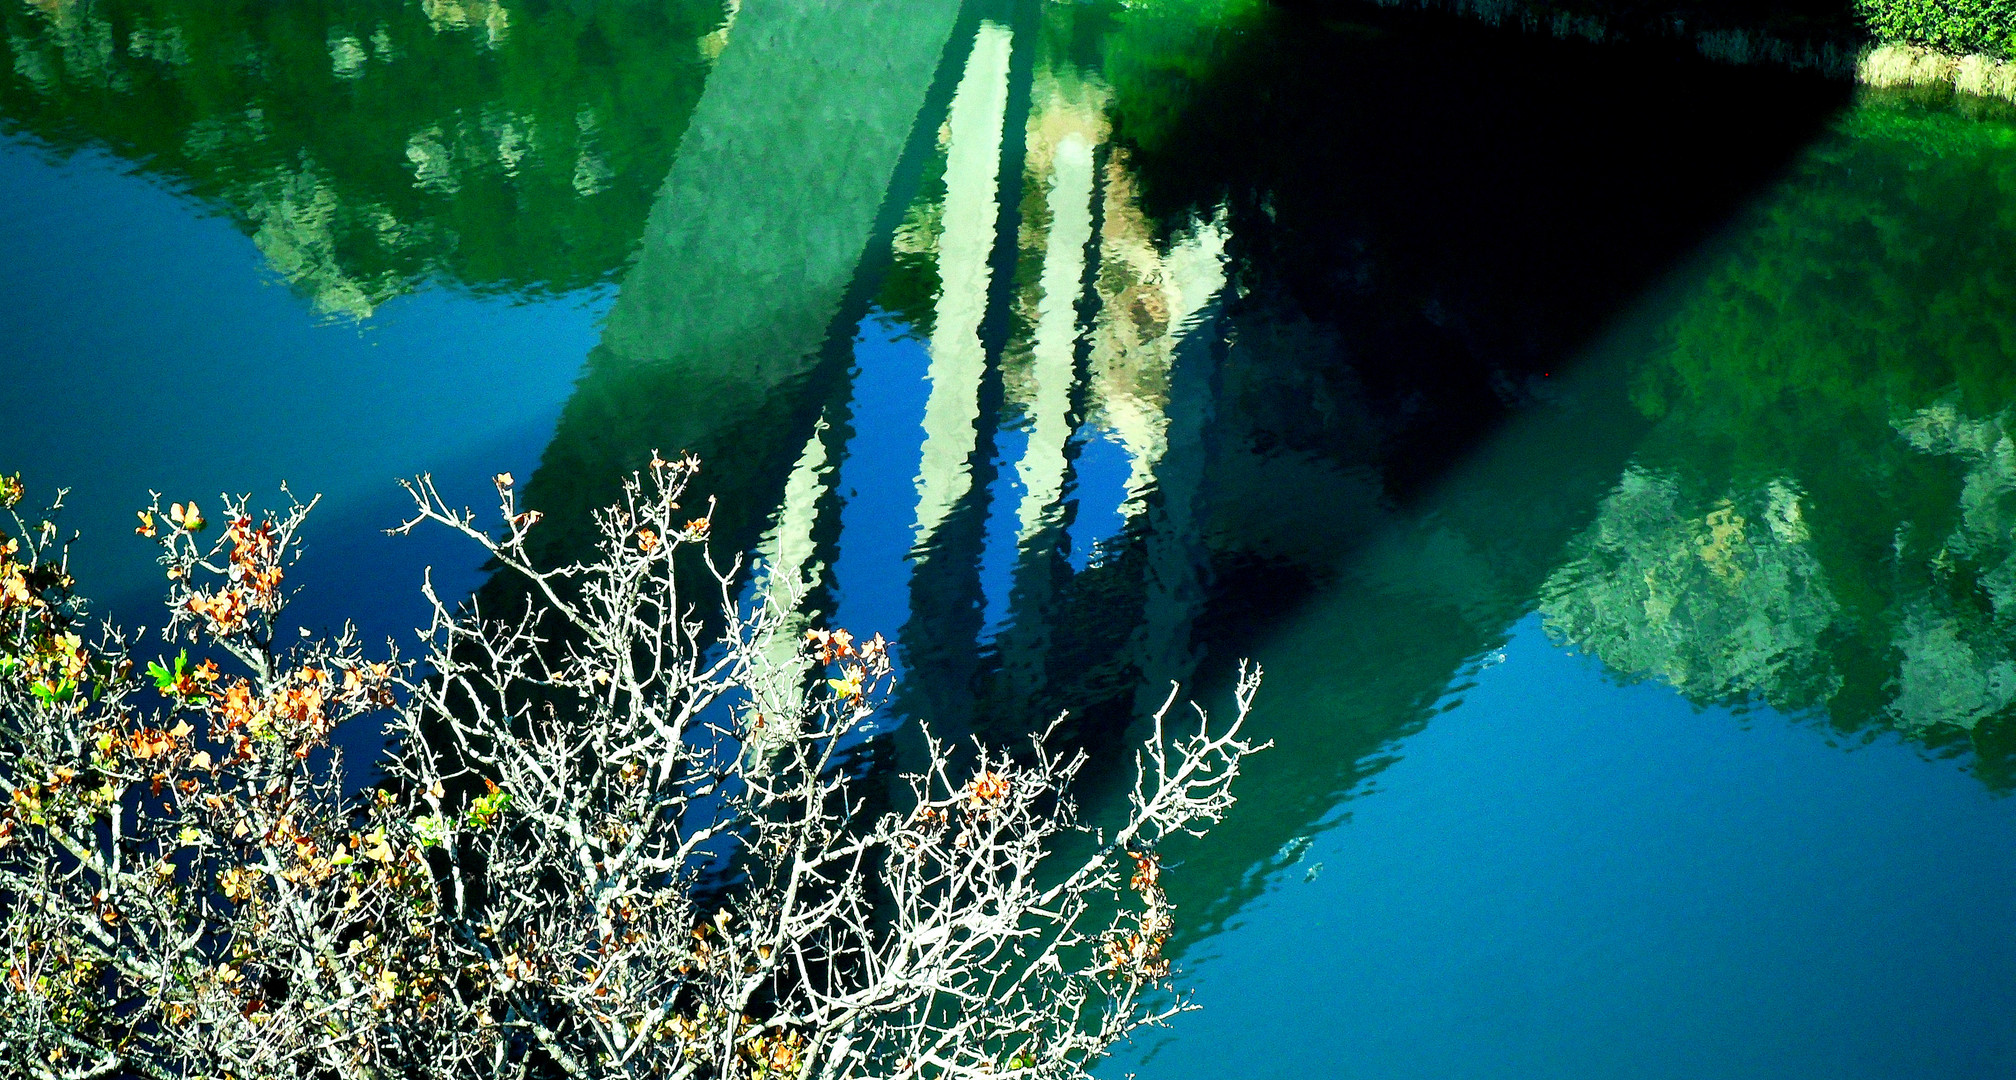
[3,1,2015,1076]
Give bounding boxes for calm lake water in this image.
[5,1,2016,1076]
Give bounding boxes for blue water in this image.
[830,311,937,682]
[3,2,2015,1076]
[0,135,605,641]
[1113,616,2016,1080]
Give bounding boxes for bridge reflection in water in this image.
[9,0,2016,1073]
[512,1,1243,762]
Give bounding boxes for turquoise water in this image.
[0,138,606,633]
[4,1,2016,1075]
[1115,617,2016,1079]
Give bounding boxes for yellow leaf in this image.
[363,828,393,862]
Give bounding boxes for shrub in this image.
[0,459,1263,1080]
[1859,0,2016,58]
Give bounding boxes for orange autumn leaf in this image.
[967,770,1011,806]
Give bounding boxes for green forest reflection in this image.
[0,0,727,315]
[1543,92,2016,786]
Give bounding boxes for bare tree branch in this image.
[0,459,1264,1080]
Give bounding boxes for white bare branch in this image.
[0,459,1263,1080]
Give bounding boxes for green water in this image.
[3,1,2016,1075]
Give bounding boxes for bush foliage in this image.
[1860,0,2016,57]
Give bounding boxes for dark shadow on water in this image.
[1116,4,1851,489]
[996,5,1853,756]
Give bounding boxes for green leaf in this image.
[412,814,448,848]
[466,789,513,830]
[150,649,192,693]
